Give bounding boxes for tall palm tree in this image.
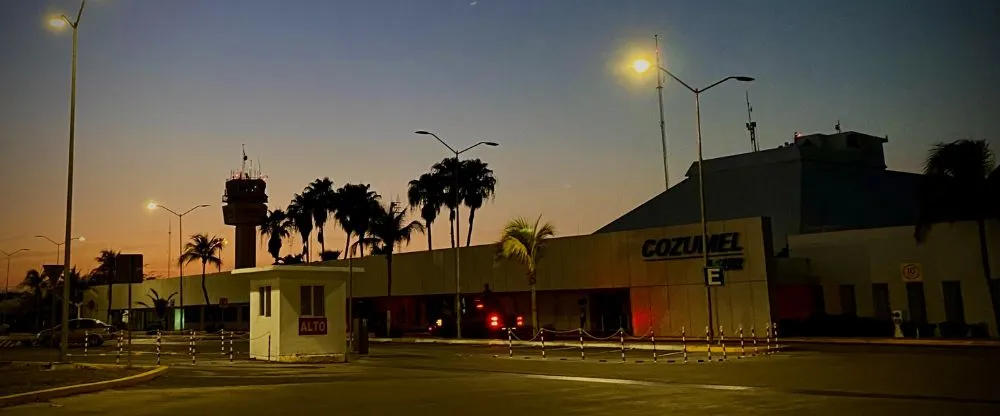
[431,157,463,248]
[137,289,176,330]
[335,184,381,258]
[260,208,291,264]
[286,193,314,262]
[91,250,119,321]
[407,172,445,251]
[353,201,425,336]
[460,158,497,247]
[914,139,1000,328]
[178,234,225,306]
[495,215,556,332]
[305,177,337,255]
[20,269,45,330]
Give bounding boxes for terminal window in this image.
[300,285,325,317]
[259,286,272,317]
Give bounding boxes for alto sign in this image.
[298,316,328,336]
[641,232,746,269]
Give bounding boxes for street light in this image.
[34,235,84,263]
[148,202,210,329]
[415,130,499,338]
[2,249,30,293]
[633,58,754,340]
[49,0,86,363]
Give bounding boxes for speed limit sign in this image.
[900,263,923,282]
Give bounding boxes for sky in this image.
[1,0,998,287]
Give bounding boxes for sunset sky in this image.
[1,0,998,287]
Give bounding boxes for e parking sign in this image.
[705,267,724,286]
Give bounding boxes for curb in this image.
[369,337,788,353]
[777,337,1000,347]
[0,364,168,408]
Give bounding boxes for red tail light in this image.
[489,314,499,327]
[516,316,524,327]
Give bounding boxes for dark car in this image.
[35,318,115,347]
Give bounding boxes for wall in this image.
[276,275,347,360]
[249,276,279,360]
[788,219,1000,336]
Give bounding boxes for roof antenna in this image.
[835,120,842,133]
[745,90,759,152]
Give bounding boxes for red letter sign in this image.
[298,317,328,336]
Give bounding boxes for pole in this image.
[579,327,585,361]
[178,215,184,330]
[540,329,546,359]
[348,256,353,353]
[156,330,161,365]
[4,257,9,293]
[507,327,513,358]
[651,330,657,363]
[739,325,745,359]
[59,7,81,363]
[706,325,711,362]
[681,325,688,363]
[56,245,61,264]
[167,220,171,280]
[127,281,132,367]
[720,325,726,361]
[619,329,625,362]
[453,153,462,339]
[752,326,758,356]
[654,34,669,189]
[695,91,713,342]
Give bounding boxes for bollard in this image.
[84,330,89,356]
[651,330,657,363]
[540,330,546,359]
[752,327,758,356]
[619,329,626,362]
[191,330,196,365]
[578,328,585,361]
[507,328,513,358]
[765,323,771,355]
[229,331,234,363]
[706,326,712,362]
[739,326,745,359]
[156,330,162,366]
[116,332,122,365]
[720,325,727,361]
[221,330,225,356]
[772,322,779,354]
[681,326,688,363]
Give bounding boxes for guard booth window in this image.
[871,283,890,320]
[941,281,965,323]
[258,286,272,317]
[905,282,927,324]
[300,285,325,316]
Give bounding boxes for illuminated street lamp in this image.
[147,202,210,329]
[415,130,499,339]
[34,235,84,263]
[633,54,754,340]
[48,0,87,363]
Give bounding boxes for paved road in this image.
[2,342,998,415]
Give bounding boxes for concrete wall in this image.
[275,275,346,361]
[249,275,279,360]
[788,219,1000,336]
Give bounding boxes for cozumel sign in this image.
[641,232,746,270]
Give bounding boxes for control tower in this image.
[222,147,268,269]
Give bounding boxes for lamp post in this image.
[633,34,671,189]
[34,235,84,264]
[148,202,210,330]
[1,249,29,325]
[48,0,86,362]
[415,130,498,339]
[633,59,753,339]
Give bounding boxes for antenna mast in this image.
[745,90,759,152]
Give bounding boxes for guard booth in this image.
[233,265,363,363]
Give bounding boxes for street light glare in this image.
[48,17,67,29]
[147,202,158,210]
[77,236,86,242]
[632,59,651,73]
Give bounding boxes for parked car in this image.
[35,318,115,348]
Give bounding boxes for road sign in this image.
[705,267,724,286]
[900,263,923,282]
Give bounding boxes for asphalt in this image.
[1,339,998,415]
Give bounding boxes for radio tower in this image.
[745,90,759,152]
[222,145,268,269]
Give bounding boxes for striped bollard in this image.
[156,330,162,366]
[116,332,122,365]
[720,325,726,361]
[706,326,712,362]
[221,330,225,356]
[191,330,197,365]
[619,329,626,362]
[540,330,546,360]
[229,331,234,363]
[84,330,89,356]
[578,328,585,361]
[773,322,779,354]
[507,328,513,358]
[739,326,745,359]
[765,323,771,355]
[681,326,688,363]
[651,330,657,363]
[752,327,758,356]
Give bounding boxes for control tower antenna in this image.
[223,146,268,269]
[745,90,759,152]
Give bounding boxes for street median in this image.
[0,363,167,408]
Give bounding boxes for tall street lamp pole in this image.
[48,0,86,363]
[148,202,210,330]
[634,60,753,339]
[2,249,30,293]
[415,130,498,339]
[654,34,669,189]
[34,235,84,264]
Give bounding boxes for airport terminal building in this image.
[85,131,1000,338]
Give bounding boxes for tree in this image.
[335,184,381,258]
[353,201,424,336]
[408,172,445,251]
[495,215,555,332]
[260,208,291,264]
[19,269,45,330]
[90,250,119,322]
[286,193,314,262]
[431,157,463,248]
[319,250,341,261]
[178,234,225,306]
[279,254,305,265]
[459,158,497,247]
[137,289,176,330]
[305,177,337,255]
[914,139,1000,330]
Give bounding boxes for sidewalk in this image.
[369,335,1000,349]
[778,337,1000,347]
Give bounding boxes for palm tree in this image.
[914,139,1000,329]
[178,234,225,306]
[335,184,381,258]
[260,208,291,264]
[286,193,314,262]
[305,177,337,255]
[91,250,119,321]
[431,157,463,248]
[137,289,176,330]
[459,158,497,247]
[20,269,45,330]
[353,201,425,336]
[319,250,341,261]
[279,254,305,265]
[408,172,445,251]
[67,268,95,319]
[495,215,556,332]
